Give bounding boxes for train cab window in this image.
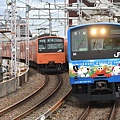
[90,26,120,51]
[39,44,46,50]
[71,28,88,51]
[91,38,120,51]
[47,43,63,51]
[47,38,64,51]
[91,39,104,50]
[38,38,64,52]
[38,39,46,52]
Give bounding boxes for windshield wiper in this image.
[77,35,85,50]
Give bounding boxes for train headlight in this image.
[100,28,106,35]
[91,28,97,35]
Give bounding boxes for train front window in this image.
[90,26,120,51]
[70,24,120,60]
[47,43,63,49]
[91,38,120,50]
[91,39,104,50]
[47,38,64,51]
[38,39,46,52]
[38,38,64,53]
[71,28,88,51]
[39,44,46,50]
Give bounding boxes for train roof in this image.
[30,33,57,40]
[68,22,120,30]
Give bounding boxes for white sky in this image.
[0,0,67,37]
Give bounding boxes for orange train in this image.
[2,34,68,72]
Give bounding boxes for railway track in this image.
[76,101,117,120]
[20,72,72,120]
[108,101,117,120]
[0,74,62,120]
[0,74,48,116]
[36,89,72,120]
[77,105,91,120]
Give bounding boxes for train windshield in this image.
[38,38,64,53]
[71,29,88,51]
[70,24,120,60]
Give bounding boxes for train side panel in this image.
[32,39,37,63]
[7,43,11,58]
[20,42,24,60]
[29,41,32,61]
[2,44,6,57]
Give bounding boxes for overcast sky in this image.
[0,0,7,15]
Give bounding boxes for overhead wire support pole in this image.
[64,0,67,36]
[0,33,2,66]
[0,32,3,82]
[77,0,82,24]
[0,16,2,67]
[48,3,52,35]
[16,19,20,76]
[26,0,29,68]
[10,0,17,78]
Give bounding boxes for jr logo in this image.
[114,52,120,57]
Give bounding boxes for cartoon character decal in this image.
[70,64,120,78]
[73,65,90,77]
[91,66,111,78]
[112,66,120,75]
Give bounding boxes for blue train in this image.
[68,22,120,101]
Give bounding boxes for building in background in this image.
[68,0,120,27]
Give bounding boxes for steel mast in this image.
[26,0,29,68]
[10,0,17,78]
